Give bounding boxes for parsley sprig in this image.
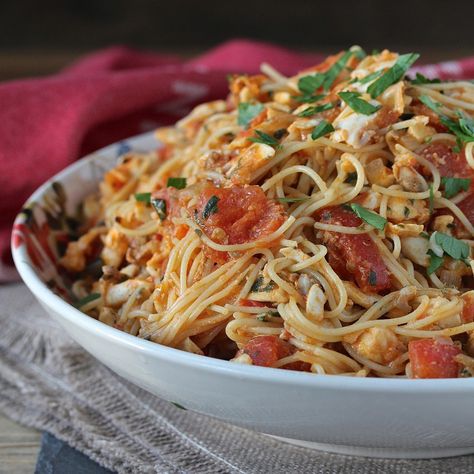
[311,120,334,140]
[167,177,187,189]
[248,130,282,149]
[411,73,441,85]
[349,203,387,230]
[338,91,381,115]
[297,103,334,117]
[238,102,264,128]
[368,53,420,98]
[441,177,471,199]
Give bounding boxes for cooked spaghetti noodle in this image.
[61,47,474,378]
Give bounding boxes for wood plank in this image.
[0,413,40,474]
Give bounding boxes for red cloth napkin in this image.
[1,40,473,281]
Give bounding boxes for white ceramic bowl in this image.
[12,132,474,459]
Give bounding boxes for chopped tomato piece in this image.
[420,143,474,179]
[315,206,391,293]
[238,299,268,307]
[241,335,310,371]
[408,338,461,379]
[411,101,447,132]
[457,192,474,226]
[374,106,400,129]
[462,292,474,323]
[196,185,286,263]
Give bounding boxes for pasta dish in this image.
[60,47,474,378]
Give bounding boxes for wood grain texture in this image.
[0,413,40,474]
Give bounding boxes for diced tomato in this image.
[462,292,474,323]
[420,143,474,180]
[408,338,461,379]
[315,206,391,293]
[238,299,268,307]
[196,185,286,263]
[241,335,310,371]
[374,106,400,129]
[457,192,474,226]
[411,101,447,132]
[174,224,189,240]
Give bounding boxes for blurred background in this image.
[1,0,473,81]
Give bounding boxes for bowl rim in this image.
[11,131,474,393]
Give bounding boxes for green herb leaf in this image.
[420,231,430,239]
[202,195,219,219]
[237,102,264,128]
[322,50,353,90]
[297,103,334,117]
[358,70,384,84]
[368,270,377,286]
[419,94,444,115]
[74,293,101,308]
[435,232,470,260]
[277,197,310,203]
[428,184,434,214]
[458,110,474,137]
[441,177,471,199]
[151,198,167,220]
[427,250,444,275]
[311,120,334,140]
[248,130,281,148]
[338,91,381,115]
[298,74,326,94]
[292,93,325,103]
[353,47,367,60]
[345,172,358,184]
[250,276,275,293]
[135,192,151,203]
[411,73,441,85]
[368,53,420,98]
[349,203,387,230]
[167,177,187,189]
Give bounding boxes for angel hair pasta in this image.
[61,47,474,379]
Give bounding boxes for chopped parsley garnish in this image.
[297,50,353,95]
[419,94,444,115]
[441,177,471,199]
[368,53,420,98]
[435,232,470,260]
[135,192,151,204]
[345,172,358,184]
[440,112,474,145]
[202,195,219,219]
[427,250,444,275]
[167,177,187,189]
[404,206,410,218]
[428,184,434,214]
[292,93,325,103]
[151,198,167,220]
[74,293,101,308]
[418,99,474,146]
[368,270,377,286]
[298,74,326,95]
[277,197,310,203]
[357,70,384,84]
[250,276,275,293]
[338,91,381,115]
[420,231,430,239]
[311,120,334,140]
[248,130,282,149]
[237,102,264,128]
[256,314,268,322]
[411,73,441,85]
[322,50,354,91]
[349,203,387,230]
[297,103,334,117]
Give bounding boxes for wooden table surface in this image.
[0,413,40,474]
